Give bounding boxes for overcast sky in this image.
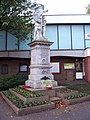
[33,0,90,14]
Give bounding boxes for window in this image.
[46,25,58,49]
[1,64,8,74]
[7,32,18,50]
[19,33,32,50]
[72,25,84,49]
[59,25,71,49]
[19,64,28,72]
[0,31,6,50]
[85,25,90,48]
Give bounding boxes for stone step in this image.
[50,97,62,102]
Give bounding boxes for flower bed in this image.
[0,91,55,115]
[13,87,44,98]
[63,92,90,105]
[57,88,79,98]
[66,92,88,99]
[9,88,49,103]
[57,88,73,93]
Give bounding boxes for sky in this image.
[33,0,90,14]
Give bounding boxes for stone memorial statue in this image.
[33,4,47,40]
[25,4,57,89]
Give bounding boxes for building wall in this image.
[0,58,30,78]
[0,15,89,81]
[51,57,76,82]
[0,56,84,82]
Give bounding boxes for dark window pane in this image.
[76,59,83,71]
[1,64,8,74]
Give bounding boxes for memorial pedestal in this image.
[25,38,57,89]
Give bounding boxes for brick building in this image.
[0,14,90,82]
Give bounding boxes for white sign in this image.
[20,65,27,72]
[85,34,90,39]
[51,62,59,73]
[76,72,83,79]
[64,63,75,69]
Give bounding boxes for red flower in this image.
[45,86,52,90]
[21,85,30,89]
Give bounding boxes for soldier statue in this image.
[33,4,47,40]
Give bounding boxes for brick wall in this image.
[50,56,76,82]
[84,57,90,82]
[0,58,30,78]
[0,57,80,82]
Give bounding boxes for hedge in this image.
[0,74,27,91]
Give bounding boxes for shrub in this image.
[0,74,27,91]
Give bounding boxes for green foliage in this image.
[3,90,49,108]
[66,92,88,100]
[0,0,36,41]
[13,87,44,98]
[86,4,90,14]
[0,74,27,91]
[58,88,73,93]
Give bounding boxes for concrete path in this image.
[0,95,90,120]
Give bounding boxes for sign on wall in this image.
[20,65,27,72]
[64,63,75,69]
[51,62,59,73]
[85,34,90,39]
[76,72,83,79]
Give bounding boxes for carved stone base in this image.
[28,73,54,81]
[25,79,57,89]
[26,39,57,89]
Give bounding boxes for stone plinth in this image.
[25,38,57,89]
[25,79,57,89]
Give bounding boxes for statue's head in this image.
[35,4,44,15]
[33,4,44,23]
[36,4,44,10]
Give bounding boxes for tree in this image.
[86,4,90,14]
[0,0,36,41]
